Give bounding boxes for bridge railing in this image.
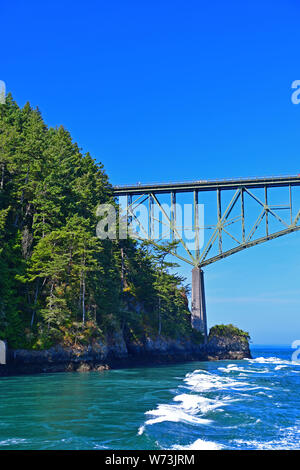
[113,174,300,189]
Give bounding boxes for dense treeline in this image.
[0,94,192,349]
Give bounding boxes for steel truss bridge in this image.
[113,175,300,337]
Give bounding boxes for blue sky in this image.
[1,0,300,345]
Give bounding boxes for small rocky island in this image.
[0,324,251,376]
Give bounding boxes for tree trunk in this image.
[30,280,39,328]
[82,272,86,324]
[158,297,161,336]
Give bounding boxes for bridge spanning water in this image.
[113,175,300,337]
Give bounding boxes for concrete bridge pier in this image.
[191,267,208,339]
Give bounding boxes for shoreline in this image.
[0,334,252,377]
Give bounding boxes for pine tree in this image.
[0,95,191,349]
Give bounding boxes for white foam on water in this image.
[139,358,299,448]
[93,443,109,449]
[138,372,240,434]
[184,369,267,392]
[138,387,232,433]
[0,438,27,447]
[247,356,300,367]
[257,391,273,398]
[143,402,213,427]
[172,438,223,450]
[218,364,269,374]
[233,423,300,449]
[233,437,299,450]
[184,370,245,391]
[173,393,231,414]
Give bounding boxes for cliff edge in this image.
[0,324,251,376]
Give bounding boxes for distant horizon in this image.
[250,344,293,348]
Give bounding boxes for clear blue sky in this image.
[1,0,300,345]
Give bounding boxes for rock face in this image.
[0,330,251,376]
[205,334,251,361]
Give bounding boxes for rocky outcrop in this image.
[205,334,251,360]
[0,329,251,377]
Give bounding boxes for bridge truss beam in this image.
[114,176,300,335]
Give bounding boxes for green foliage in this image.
[209,324,250,341]
[0,95,191,349]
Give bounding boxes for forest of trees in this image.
[0,94,194,350]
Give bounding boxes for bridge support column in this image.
[191,267,207,339]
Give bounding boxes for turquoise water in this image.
[0,347,299,450]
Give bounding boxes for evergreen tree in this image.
[0,94,191,349]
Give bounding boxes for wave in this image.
[138,371,241,437]
[218,364,269,374]
[138,355,300,450]
[246,356,300,367]
[0,438,27,447]
[139,366,269,435]
[233,433,300,450]
[172,438,223,450]
[141,401,213,429]
[173,393,230,413]
[184,369,268,392]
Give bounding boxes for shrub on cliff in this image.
[209,324,250,342]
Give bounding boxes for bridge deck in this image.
[113,175,300,195]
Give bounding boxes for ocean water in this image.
[0,346,299,450]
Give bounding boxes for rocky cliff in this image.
[0,326,251,376]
